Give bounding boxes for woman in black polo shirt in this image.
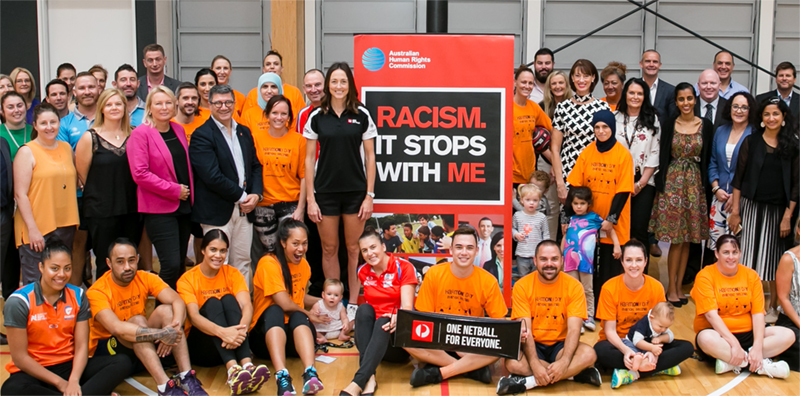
[303,62,377,317]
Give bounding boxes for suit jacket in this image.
[652,79,677,128]
[136,74,182,102]
[127,122,194,214]
[694,96,729,131]
[0,138,12,215]
[756,90,800,122]
[189,117,263,226]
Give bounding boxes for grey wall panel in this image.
[448,0,525,65]
[178,0,262,28]
[321,0,416,32]
[179,34,262,64]
[773,0,799,88]
[543,0,644,35]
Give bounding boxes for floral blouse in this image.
[614,112,660,187]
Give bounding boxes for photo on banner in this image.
[355,34,516,303]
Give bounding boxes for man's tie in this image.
[704,103,714,123]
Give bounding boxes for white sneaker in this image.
[758,359,790,379]
[583,318,596,331]
[346,304,358,321]
[715,359,743,374]
[765,308,779,324]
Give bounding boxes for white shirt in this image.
[211,116,247,202]
[527,80,546,104]
[649,78,660,105]
[474,237,493,267]
[615,112,661,187]
[699,97,720,123]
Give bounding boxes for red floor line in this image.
[0,352,8,355]
[440,380,450,396]
[318,352,360,356]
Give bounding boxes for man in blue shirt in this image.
[112,64,145,127]
[695,51,749,100]
[57,72,98,148]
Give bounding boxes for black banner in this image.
[363,89,503,204]
[394,309,521,359]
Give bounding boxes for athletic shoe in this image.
[227,366,253,395]
[245,364,271,393]
[573,367,602,387]
[276,370,296,396]
[346,304,358,322]
[496,375,528,395]
[611,369,638,389]
[656,365,681,376]
[180,370,209,396]
[581,326,585,334]
[583,318,596,331]
[765,308,779,324]
[302,367,323,395]
[159,380,187,396]
[757,359,790,379]
[715,359,742,375]
[464,365,492,384]
[409,365,443,387]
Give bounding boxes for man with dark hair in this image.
[474,217,494,266]
[400,223,421,253]
[88,240,208,396]
[137,43,181,100]
[381,222,402,253]
[189,84,262,285]
[528,48,554,103]
[296,69,325,133]
[172,82,210,140]
[241,50,305,124]
[58,72,98,148]
[757,61,798,119]
[407,227,507,388]
[497,240,601,394]
[56,63,77,96]
[112,64,145,127]
[45,79,70,118]
[709,50,748,100]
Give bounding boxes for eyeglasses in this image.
[731,105,749,112]
[210,100,235,109]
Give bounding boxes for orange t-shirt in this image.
[251,254,311,329]
[233,89,246,118]
[512,100,552,184]
[238,106,271,139]
[595,275,665,341]
[242,84,305,131]
[177,264,249,333]
[87,271,169,356]
[174,107,211,144]
[415,263,507,318]
[601,97,618,112]
[566,141,634,244]
[252,129,306,206]
[691,264,765,334]
[511,272,587,345]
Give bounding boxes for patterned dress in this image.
[650,131,709,244]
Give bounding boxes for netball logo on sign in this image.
[411,320,433,342]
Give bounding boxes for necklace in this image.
[2,124,30,150]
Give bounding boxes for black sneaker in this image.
[276,371,296,396]
[573,367,602,387]
[409,365,443,387]
[464,365,492,384]
[301,367,323,395]
[496,375,527,395]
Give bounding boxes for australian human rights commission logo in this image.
[362,47,432,71]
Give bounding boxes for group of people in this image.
[0,40,798,396]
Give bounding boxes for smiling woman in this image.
[512,65,553,187]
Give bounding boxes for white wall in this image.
[41,0,137,92]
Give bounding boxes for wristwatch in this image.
[366,192,376,198]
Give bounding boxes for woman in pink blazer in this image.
[127,86,193,288]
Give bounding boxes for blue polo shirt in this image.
[129,98,146,128]
[57,108,94,149]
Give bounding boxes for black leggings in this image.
[0,354,132,395]
[85,213,142,279]
[594,243,623,309]
[593,339,694,375]
[630,184,656,263]
[144,213,191,289]
[352,304,409,389]
[187,294,252,367]
[775,313,800,371]
[249,305,315,359]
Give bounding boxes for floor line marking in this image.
[125,377,158,396]
[440,379,450,396]
[706,371,750,396]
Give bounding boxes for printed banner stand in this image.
[393,309,522,359]
[355,34,515,304]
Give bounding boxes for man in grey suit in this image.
[640,50,676,129]
[756,61,799,121]
[136,43,181,101]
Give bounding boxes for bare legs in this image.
[318,214,366,303]
[667,242,690,302]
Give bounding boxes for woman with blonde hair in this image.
[75,89,141,279]
[127,86,193,288]
[9,68,40,124]
[541,70,573,119]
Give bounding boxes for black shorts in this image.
[695,329,754,361]
[536,340,565,363]
[315,191,365,216]
[95,336,174,374]
[191,221,204,238]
